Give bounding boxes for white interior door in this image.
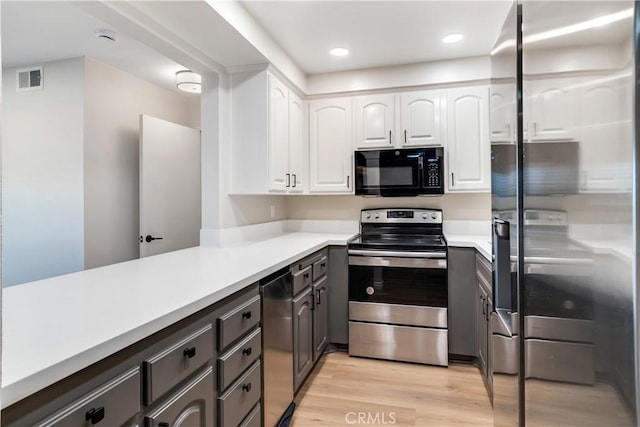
[140,115,201,258]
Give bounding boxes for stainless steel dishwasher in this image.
[260,267,295,427]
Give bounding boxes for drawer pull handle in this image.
[183,347,196,359]
[85,407,105,424]
[242,382,252,392]
[321,262,326,268]
[158,423,169,427]
[304,273,310,279]
[242,347,253,356]
[242,310,252,320]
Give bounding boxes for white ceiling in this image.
[1,1,194,94]
[241,0,513,74]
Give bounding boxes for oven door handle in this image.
[348,249,446,259]
[349,255,447,269]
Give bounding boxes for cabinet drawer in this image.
[239,403,261,427]
[218,295,261,351]
[144,366,215,427]
[218,328,262,391]
[293,266,312,295]
[219,361,262,427]
[476,253,492,280]
[36,367,139,427]
[312,256,328,281]
[143,324,214,404]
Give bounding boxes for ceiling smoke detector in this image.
[95,29,117,42]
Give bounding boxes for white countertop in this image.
[445,233,492,261]
[2,231,356,408]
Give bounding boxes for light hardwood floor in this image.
[291,352,493,427]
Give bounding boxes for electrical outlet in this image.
[270,205,276,218]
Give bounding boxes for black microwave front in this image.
[354,147,444,197]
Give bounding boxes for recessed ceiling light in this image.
[442,33,463,44]
[330,47,350,57]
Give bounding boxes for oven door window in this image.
[349,264,447,307]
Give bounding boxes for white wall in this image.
[84,57,200,270]
[286,193,491,222]
[2,58,85,286]
[307,56,491,95]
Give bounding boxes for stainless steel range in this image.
[347,208,448,366]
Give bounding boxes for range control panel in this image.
[361,209,442,224]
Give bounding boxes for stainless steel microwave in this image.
[354,147,444,196]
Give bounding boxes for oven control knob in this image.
[365,213,371,219]
[373,213,380,219]
[431,212,438,220]
[422,213,428,220]
[366,286,375,296]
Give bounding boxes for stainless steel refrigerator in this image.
[490,2,637,426]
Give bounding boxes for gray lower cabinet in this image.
[312,275,329,361]
[447,247,478,357]
[144,366,215,427]
[35,367,140,427]
[218,361,262,427]
[328,246,348,345]
[476,252,493,394]
[293,286,314,392]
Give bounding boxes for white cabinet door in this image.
[490,84,515,143]
[288,91,305,193]
[447,86,491,192]
[309,98,353,193]
[400,89,444,147]
[353,94,395,149]
[578,76,631,192]
[268,74,290,192]
[529,79,575,140]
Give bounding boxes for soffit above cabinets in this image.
[240,0,513,75]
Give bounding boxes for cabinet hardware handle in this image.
[158,423,169,427]
[85,407,105,425]
[451,173,454,186]
[242,310,252,320]
[292,174,297,187]
[389,130,392,144]
[286,173,291,187]
[242,383,252,392]
[321,262,326,268]
[183,347,196,359]
[242,347,252,356]
[533,122,537,136]
[145,235,164,243]
[304,272,310,279]
[482,297,486,315]
[316,289,321,305]
[404,129,407,143]
[347,175,350,189]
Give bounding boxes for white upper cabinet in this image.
[527,78,575,141]
[230,69,306,194]
[353,94,396,149]
[446,86,491,192]
[309,97,353,193]
[288,91,305,193]
[400,90,444,147]
[268,75,290,192]
[490,84,516,143]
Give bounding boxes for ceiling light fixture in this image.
[95,29,117,42]
[330,47,350,57]
[176,70,201,94]
[442,33,463,44]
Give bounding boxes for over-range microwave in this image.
[354,147,444,197]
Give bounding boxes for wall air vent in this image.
[16,66,43,91]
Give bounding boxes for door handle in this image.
[347,175,350,189]
[286,173,291,187]
[144,235,163,243]
[292,174,297,187]
[404,129,407,143]
[316,289,321,305]
[389,130,392,144]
